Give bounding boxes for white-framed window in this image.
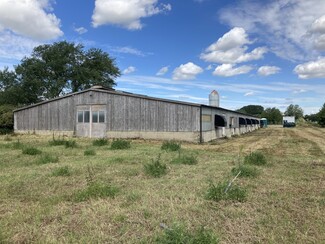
[77,110,90,123]
[78,110,105,123]
[92,111,105,123]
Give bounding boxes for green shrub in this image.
[92,138,109,146]
[84,148,96,156]
[48,139,66,146]
[156,224,219,244]
[36,154,59,164]
[64,140,77,148]
[74,182,119,202]
[22,146,42,155]
[51,166,71,177]
[231,164,259,178]
[144,154,167,178]
[110,139,131,150]
[171,153,197,165]
[244,151,267,166]
[205,181,247,202]
[161,140,181,151]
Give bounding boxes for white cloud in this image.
[0,31,40,60]
[74,26,88,35]
[200,27,267,64]
[172,62,203,80]
[311,15,325,33]
[123,66,137,74]
[156,66,169,76]
[244,91,255,96]
[110,46,147,57]
[258,66,281,76]
[0,0,62,40]
[294,58,325,79]
[92,0,171,30]
[219,0,325,61]
[212,64,252,77]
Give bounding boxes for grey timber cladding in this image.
[15,90,201,132]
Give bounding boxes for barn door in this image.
[76,105,106,138]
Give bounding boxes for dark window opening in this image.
[84,111,90,123]
[246,118,252,125]
[239,117,246,125]
[99,111,105,123]
[92,111,98,123]
[215,114,226,127]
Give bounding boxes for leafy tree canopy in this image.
[0,41,120,106]
[261,107,282,124]
[318,103,325,127]
[284,104,304,120]
[236,105,264,117]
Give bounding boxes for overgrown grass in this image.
[110,139,131,150]
[36,153,59,165]
[48,138,66,146]
[161,140,181,151]
[74,182,119,202]
[51,166,71,176]
[171,152,197,165]
[244,151,267,166]
[144,154,167,177]
[231,164,259,178]
[92,138,109,146]
[22,146,42,155]
[155,224,219,244]
[205,180,247,202]
[3,135,12,141]
[84,148,96,156]
[11,140,24,149]
[64,140,77,148]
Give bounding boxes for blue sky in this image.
[1,0,325,114]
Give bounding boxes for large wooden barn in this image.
[14,86,260,142]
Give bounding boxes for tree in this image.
[318,103,325,127]
[284,104,304,120]
[237,105,264,117]
[261,107,282,124]
[3,41,120,103]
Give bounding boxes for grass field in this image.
[0,126,324,243]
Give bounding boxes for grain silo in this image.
[209,90,219,107]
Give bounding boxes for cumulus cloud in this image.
[219,0,325,61]
[257,66,281,76]
[200,27,267,64]
[123,66,137,75]
[156,66,169,76]
[74,26,88,35]
[172,62,203,80]
[92,0,171,30]
[310,15,325,50]
[212,64,252,77]
[0,0,62,40]
[294,58,325,79]
[0,31,40,60]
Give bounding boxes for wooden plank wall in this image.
[15,90,201,132]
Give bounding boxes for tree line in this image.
[236,104,325,127]
[0,41,120,132]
